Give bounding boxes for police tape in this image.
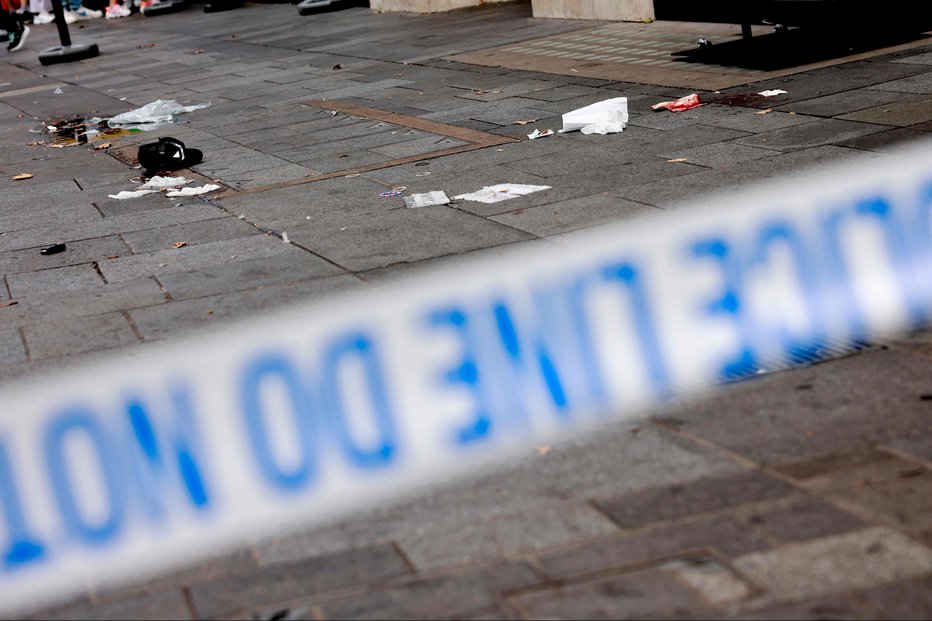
[1,139,931,613]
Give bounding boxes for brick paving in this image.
[1,2,931,619]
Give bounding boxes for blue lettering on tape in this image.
[428,306,494,445]
[749,221,828,365]
[321,332,398,470]
[124,384,211,522]
[241,355,317,492]
[691,238,758,380]
[0,440,45,569]
[44,408,124,545]
[600,262,671,397]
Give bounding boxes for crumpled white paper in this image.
[454,184,551,204]
[562,97,628,134]
[759,89,788,97]
[403,191,450,208]
[166,184,221,197]
[108,100,211,130]
[108,190,159,200]
[139,175,190,191]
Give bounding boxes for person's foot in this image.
[106,3,132,18]
[33,11,55,24]
[67,6,104,20]
[7,24,29,53]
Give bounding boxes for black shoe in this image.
[7,25,28,53]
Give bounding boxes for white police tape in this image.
[1,139,931,613]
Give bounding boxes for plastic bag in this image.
[108,100,211,130]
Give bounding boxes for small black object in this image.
[697,38,712,50]
[138,137,203,172]
[40,243,66,255]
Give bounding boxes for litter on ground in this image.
[108,189,160,200]
[166,184,221,197]
[380,186,406,197]
[652,94,702,112]
[527,128,554,140]
[11,173,33,180]
[139,175,190,191]
[403,191,450,208]
[562,97,628,134]
[107,100,211,130]
[755,109,774,115]
[454,184,551,204]
[40,243,66,255]
[759,89,788,97]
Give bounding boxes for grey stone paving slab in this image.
[596,470,798,529]
[657,142,779,168]
[215,176,394,230]
[317,562,542,621]
[24,312,139,360]
[830,476,932,537]
[869,71,932,94]
[611,168,724,208]
[129,275,362,341]
[156,252,346,301]
[0,236,129,276]
[735,118,889,151]
[284,206,533,272]
[733,527,932,611]
[776,88,915,117]
[507,562,713,620]
[665,348,932,464]
[0,205,226,254]
[893,50,932,66]
[773,448,921,493]
[254,424,741,562]
[490,193,659,237]
[0,278,166,330]
[188,544,411,619]
[400,503,619,571]
[0,328,25,365]
[857,575,932,621]
[743,61,930,104]
[835,126,932,153]
[7,264,105,298]
[742,499,868,544]
[120,217,259,254]
[730,593,877,620]
[695,107,815,133]
[369,135,468,159]
[19,588,190,621]
[225,164,317,190]
[100,234,299,283]
[289,149,388,173]
[521,84,602,102]
[838,96,932,127]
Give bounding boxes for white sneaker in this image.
[64,10,77,24]
[106,4,131,18]
[68,7,103,20]
[34,11,55,24]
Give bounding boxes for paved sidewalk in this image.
[1,3,931,619]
